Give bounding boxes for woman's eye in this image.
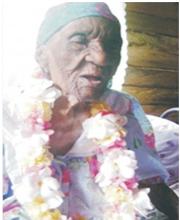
[70,34,87,45]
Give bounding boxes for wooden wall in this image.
[122,3,179,120]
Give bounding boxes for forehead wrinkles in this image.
[78,17,113,39]
[60,17,114,39]
[82,17,111,38]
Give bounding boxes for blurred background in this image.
[122,2,179,122]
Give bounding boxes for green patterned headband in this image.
[37,2,120,46]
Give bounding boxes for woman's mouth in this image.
[81,75,103,86]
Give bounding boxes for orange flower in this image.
[90,101,111,116]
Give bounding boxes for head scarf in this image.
[37,2,120,46]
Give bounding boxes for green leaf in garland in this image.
[133,137,142,149]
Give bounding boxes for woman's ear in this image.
[35,45,49,73]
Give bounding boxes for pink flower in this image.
[100,110,114,116]
[43,121,52,130]
[62,169,71,184]
[144,133,155,149]
[107,138,127,150]
[87,155,100,178]
[124,177,138,190]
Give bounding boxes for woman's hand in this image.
[49,96,90,155]
[149,183,178,220]
[140,182,179,220]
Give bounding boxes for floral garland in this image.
[83,103,153,219]
[8,70,152,220]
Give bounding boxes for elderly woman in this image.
[3,2,178,220]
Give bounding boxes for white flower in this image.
[9,78,61,119]
[104,205,135,220]
[13,167,63,210]
[13,167,52,204]
[103,187,152,220]
[21,78,61,104]
[13,132,53,169]
[83,113,118,139]
[116,188,152,219]
[83,113,126,147]
[40,177,64,209]
[95,149,137,187]
[14,131,50,147]
[22,78,53,97]
[133,188,153,216]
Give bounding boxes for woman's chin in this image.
[75,87,106,103]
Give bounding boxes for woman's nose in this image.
[85,40,107,66]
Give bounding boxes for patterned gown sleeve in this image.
[125,94,169,185]
[3,145,30,220]
[103,89,169,185]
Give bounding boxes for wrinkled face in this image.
[43,17,121,102]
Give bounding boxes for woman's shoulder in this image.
[102,89,154,138]
[101,89,138,115]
